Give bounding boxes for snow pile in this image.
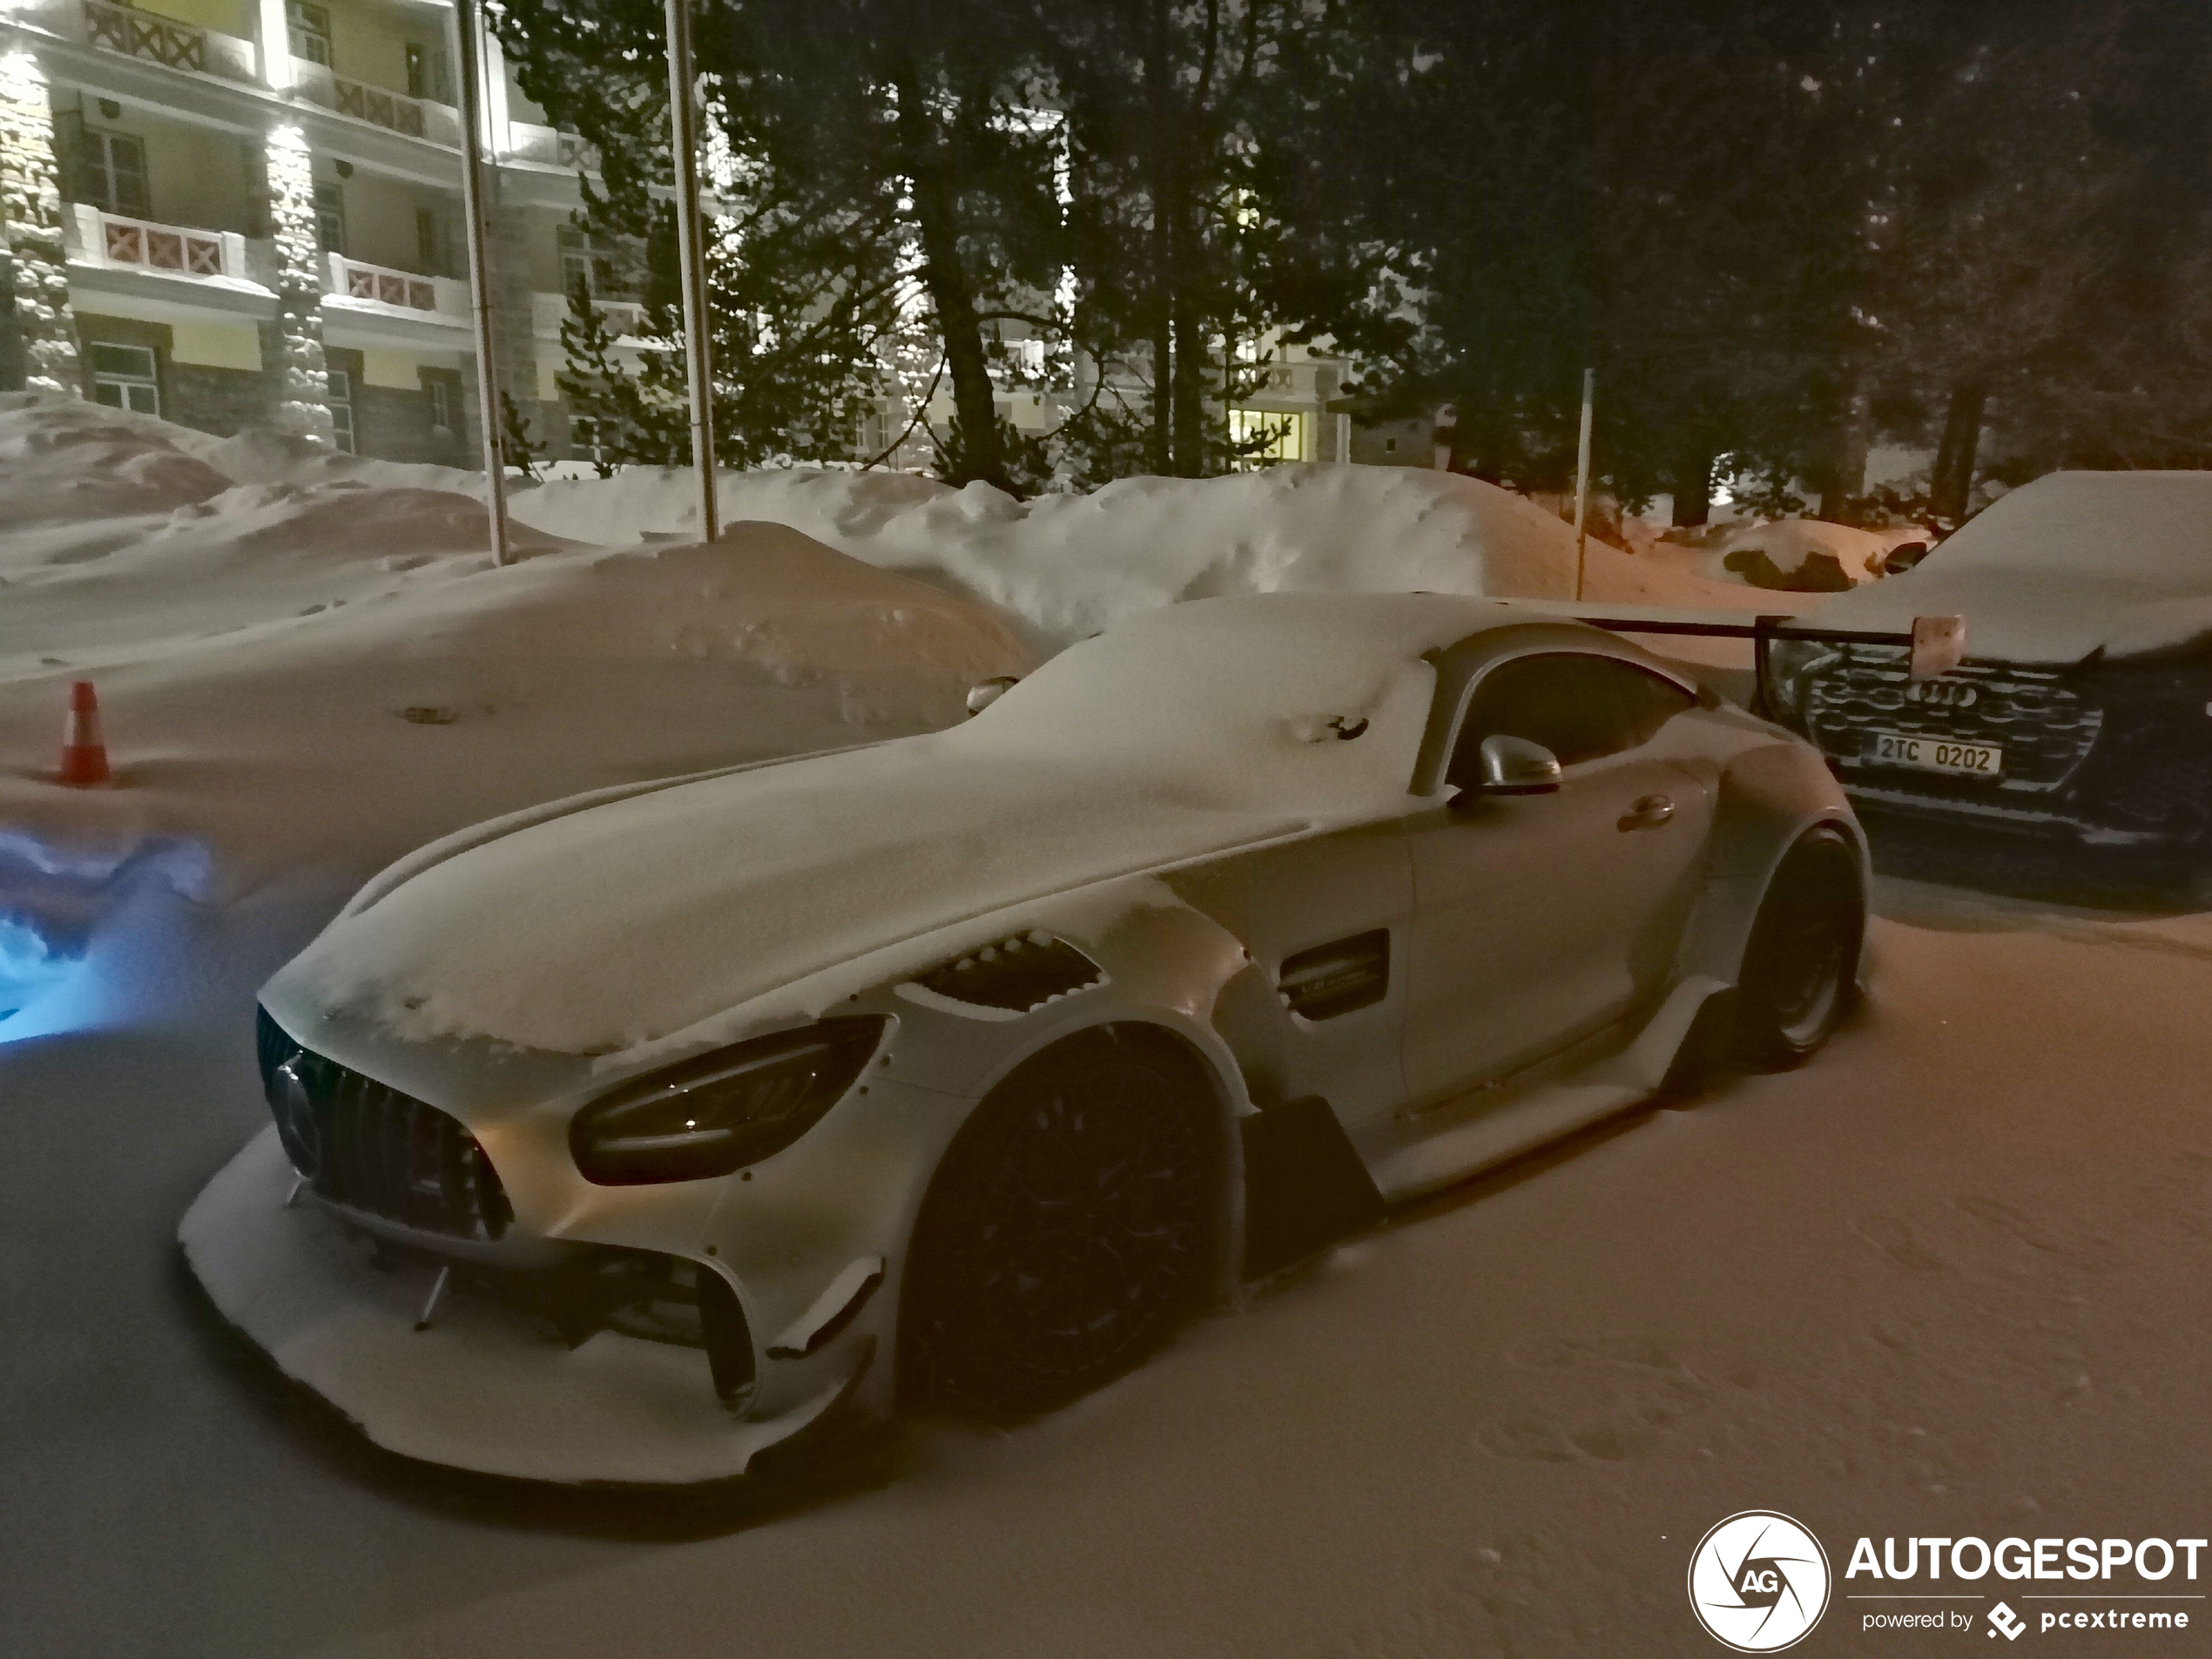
[1819,470,2212,663]
[0,502,1035,909]
[1703,517,1919,590]
[512,462,1767,651]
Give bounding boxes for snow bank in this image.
[0,509,1035,907]
[1705,517,1917,590]
[513,462,1767,651]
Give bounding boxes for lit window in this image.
[1229,408,1310,467]
[90,342,158,415]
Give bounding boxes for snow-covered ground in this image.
[3,395,2205,1656]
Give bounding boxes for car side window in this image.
[1445,652,1693,789]
[1612,660,1698,746]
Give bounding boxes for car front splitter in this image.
[179,1128,865,1487]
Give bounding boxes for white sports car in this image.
[182,593,1868,1485]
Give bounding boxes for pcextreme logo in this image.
[1689,1511,1833,1652]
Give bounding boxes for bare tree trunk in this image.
[1671,444,1715,528]
[891,55,1008,491]
[1931,382,1986,524]
[1818,387,1869,524]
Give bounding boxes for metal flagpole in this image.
[1572,367,1595,601]
[451,0,509,566]
[664,0,718,542]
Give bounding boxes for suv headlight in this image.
[570,1017,887,1185]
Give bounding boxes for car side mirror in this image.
[1883,540,1930,575]
[965,676,1020,717]
[1475,734,1562,797]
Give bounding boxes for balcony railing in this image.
[81,0,257,81]
[529,291,650,340]
[290,60,463,148]
[505,121,598,172]
[66,204,249,282]
[326,254,467,320]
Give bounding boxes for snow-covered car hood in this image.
[1821,471,2212,664]
[1817,565,2212,665]
[272,593,1493,1056]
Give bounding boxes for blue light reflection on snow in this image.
[0,915,88,1041]
[0,834,217,1044]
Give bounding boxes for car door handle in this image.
[1618,793,1675,831]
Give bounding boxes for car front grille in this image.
[256,1007,513,1241]
[1804,646,2102,790]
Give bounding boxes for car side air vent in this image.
[1278,931,1390,1021]
[915,933,1103,1013]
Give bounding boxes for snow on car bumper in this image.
[179,1128,869,1487]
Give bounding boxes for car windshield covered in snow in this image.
[1933,471,2212,578]
[967,593,1498,801]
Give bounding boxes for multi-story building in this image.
[0,0,1372,476]
[0,0,626,464]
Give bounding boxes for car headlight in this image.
[570,1017,887,1185]
[1763,638,1839,729]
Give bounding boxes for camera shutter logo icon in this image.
[1688,1511,1831,1651]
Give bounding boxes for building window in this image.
[415,207,444,274]
[404,44,449,103]
[426,376,454,436]
[90,343,159,415]
[78,128,149,218]
[1229,408,1310,467]
[327,368,355,453]
[313,182,345,254]
[287,1,332,66]
[557,226,632,300]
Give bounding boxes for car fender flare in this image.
[1682,739,1871,995]
[906,894,1259,1315]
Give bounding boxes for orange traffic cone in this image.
[58,680,111,787]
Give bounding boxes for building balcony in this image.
[289,58,462,148]
[529,290,648,341]
[64,202,254,283]
[504,120,597,172]
[77,0,257,83]
[326,253,467,320]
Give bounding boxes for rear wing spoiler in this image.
[1494,602,1967,720]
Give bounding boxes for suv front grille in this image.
[256,1007,513,1241]
[1804,646,2102,790]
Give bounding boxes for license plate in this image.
[1864,731,2003,777]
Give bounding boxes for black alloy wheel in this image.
[1737,824,1865,1069]
[900,1026,1225,1417]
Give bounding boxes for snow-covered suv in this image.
[1767,471,2212,852]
